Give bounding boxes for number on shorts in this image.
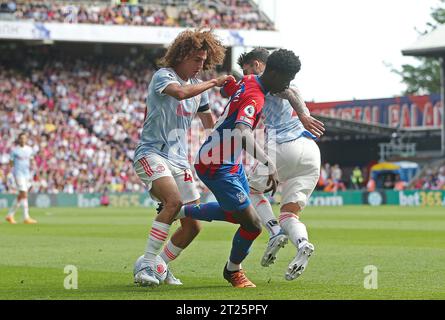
[184,170,193,182]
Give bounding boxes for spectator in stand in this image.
[366,177,376,192]
[350,166,363,190]
[393,174,406,191]
[330,164,346,191]
[317,163,330,190]
[5,0,275,30]
[437,165,445,190]
[0,44,228,195]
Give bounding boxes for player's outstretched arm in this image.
[234,123,279,195]
[164,75,231,101]
[274,88,325,138]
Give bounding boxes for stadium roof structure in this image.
[402,24,445,57]
[402,24,445,157]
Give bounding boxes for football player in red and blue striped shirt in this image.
[177,49,302,288]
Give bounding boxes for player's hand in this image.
[299,113,325,138]
[265,163,279,196]
[215,75,234,87]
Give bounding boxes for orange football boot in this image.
[223,264,256,288]
[5,215,17,224]
[24,217,38,224]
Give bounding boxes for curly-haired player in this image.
[133,29,230,287]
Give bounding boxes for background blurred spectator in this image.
[0,44,229,194]
[350,166,363,190]
[1,0,275,30]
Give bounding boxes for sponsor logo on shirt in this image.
[176,103,193,117]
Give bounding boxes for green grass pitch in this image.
[0,205,444,300]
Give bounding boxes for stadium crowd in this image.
[0,45,229,194]
[0,0,275,30]
[1,45,443,195]
[411,165,445,190]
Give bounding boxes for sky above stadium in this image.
[255,0,439,102]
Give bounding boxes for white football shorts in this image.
[14,175,32,192]
[134,153,200,204]
[248,137,321,210]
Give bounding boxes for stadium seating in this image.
[1,0,275,30]
[0,45,233,194]
[1,45,442,194]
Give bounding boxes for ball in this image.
[133,255,168,282]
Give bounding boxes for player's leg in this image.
[279,201,314,281]
[133,155,183,286]
[22,179,36,224]
[159,214,199,285]
[278,138,321,280]
[178,168,261,287]
[249,161,288,267]
[22,191,36,224]
[159,168,202,285]
[176,172,240,223]
[6,190,22,224]
[222,172,262,288]
[249,162,282,237]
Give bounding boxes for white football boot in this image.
[285,241,314,281]
[134,262,160,287]
[163,269,183,285]
[261,230,288,267]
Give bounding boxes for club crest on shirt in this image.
[237,192,247,203]
[156,165,166,173]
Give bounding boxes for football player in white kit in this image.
[5,133,37,224]
[133,29,229,286]
[238,48,324,280]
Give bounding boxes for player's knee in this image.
[164,198,183,214]
[252,218,262,233]
[281,202,301,215]
[243,217,262,234]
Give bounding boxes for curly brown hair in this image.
[159,29,226,71]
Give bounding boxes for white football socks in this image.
[226,260,241,272]
[160,240,183,264]
[143,221,170,264]
[7,199,20,217]
[279,212,309,248]
[22,199,30,220]
[250,193,281,237]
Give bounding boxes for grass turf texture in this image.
[0,206,444,300]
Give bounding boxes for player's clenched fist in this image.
[215,74,235,87]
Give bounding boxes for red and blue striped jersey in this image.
[195,75,267,177]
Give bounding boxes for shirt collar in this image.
[254,75,268,94]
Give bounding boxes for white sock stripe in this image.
[279,213,296,222]
[149,232,167,241]
[167,241,183,254]
[164,247,177,260]
[151,227,169,237]
[152,221,170,230]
